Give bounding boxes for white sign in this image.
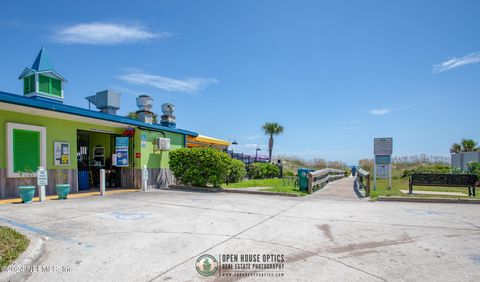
[374,138,393,155]
[376,164,390,178]
[37,168,48,186]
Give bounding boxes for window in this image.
[23,75,35,94]
[38,74,62,97]
[51,79,61,96]
[7,123,46,178]
[39,74,49,93]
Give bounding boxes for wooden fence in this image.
[357,168,371,197]
[307,168,345,193]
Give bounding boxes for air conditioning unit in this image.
[155,137,171,151]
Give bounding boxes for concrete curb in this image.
[377,196,480,204]
[168,185,300,197]
[222,188,300,197]
[168,185,223,193]
[0,228,46,282]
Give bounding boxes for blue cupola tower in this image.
[18,47,67,103]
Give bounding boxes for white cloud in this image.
[242,134,261,140]
[433,51,480,73]
[369,108,391,115]
[118,72,217,93]
[52,23,164,45]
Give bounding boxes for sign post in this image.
[374,138,393,191]
[37,166,48,202]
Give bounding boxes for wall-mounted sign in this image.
[115,137,129,167]
[54,142,70,166]
[374,138,393,155]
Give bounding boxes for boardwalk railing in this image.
[356,168,371,197]
[307,168,345,193]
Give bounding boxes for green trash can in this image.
[297,168,314,192]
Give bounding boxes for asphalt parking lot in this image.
[0,177,479,281]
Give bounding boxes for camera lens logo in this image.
[195,254,218,277]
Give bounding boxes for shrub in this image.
[248,163,280,179]
[227,159,247,184]
[467,161,480,176]
[169,148,246,187]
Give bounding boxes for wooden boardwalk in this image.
[311,176,361,199]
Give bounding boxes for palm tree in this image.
[262,122,284,162]
[450,143,461,154]
[461,139,477,152]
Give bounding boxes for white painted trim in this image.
[35,91,63,101]
[35,72,39,93]
[0,102,130,128]
[6,122,47,178]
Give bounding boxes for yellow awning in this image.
[187,135,230,147]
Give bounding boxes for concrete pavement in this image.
[0,177,479,281]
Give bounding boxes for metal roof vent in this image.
[160,103,176,128]
[136,95,154,124]
[86,90,121,115]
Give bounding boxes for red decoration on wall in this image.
[122,128,135,137]
[135,152,141,158]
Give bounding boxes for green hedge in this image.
[248,163,280,179]
[169,148,246,187]
[227,158,247,184]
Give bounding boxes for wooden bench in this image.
[409,173,478,197]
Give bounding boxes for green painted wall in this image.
[137,129,184,169]
[0,109,187,170]
[0,109,124,169]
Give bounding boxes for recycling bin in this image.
[298,168,314,192]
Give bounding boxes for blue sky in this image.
[1,0,479,164]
